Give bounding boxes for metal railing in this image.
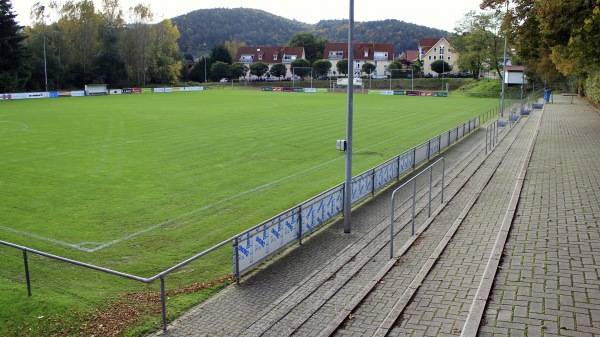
[0,100,508,332]
[389,158,445,258]
[486,121,499,155]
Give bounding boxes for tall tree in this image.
[93,25,126,86]
[124,4,153,86]
[148,19,181,84]
[211,44,232,64]
[288,32,328,64]
[0,0,25,92]
[190,56,211,83]
[481,0,599,81]
[57,0,101,86]
[450,10,504,79]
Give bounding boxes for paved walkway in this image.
[153,95,600,336]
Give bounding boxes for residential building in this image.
[235,46,306,79]
[323,42,395,78]
[418,38,460,76]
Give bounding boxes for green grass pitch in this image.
[0,89,498,334]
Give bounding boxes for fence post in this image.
[233,237,240,284]
[411,179,416,236]
[298,205,303,245]
[23,250,32,296]
[371,169,376,197]
[390,192,395,259]
[441,158,445,204]
[160,276,167,331]
[428,166,433,217]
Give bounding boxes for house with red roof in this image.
[323,42,395,78]
[235,46,306,79]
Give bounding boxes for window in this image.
[428,56,432,60]
[439,46,445,56]
[355,60,361,69]
[273,54,278,61]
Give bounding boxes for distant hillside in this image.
[172,8,448,58]
[313,20,448,55]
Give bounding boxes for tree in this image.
[430,59,452,75]
[312,59,332,77]
[228,62,247,80]
[387,61,401,78]
[92,25,127,86]
[249,61,269,79]
[57,0,101,87]
[288,32,328,64]
[409,59,423,78]
[124,4,153,86]
[210,61,229,80]
[190,56,211,82]
[210,44,232,64]
[290,58,312,78]
[481,0,599,83]
[362,62,376,77]
[336,59,348,76]
[147,19,181,84]
[450,10,504,79]
[269,63,287,79]
[0,0,25,92]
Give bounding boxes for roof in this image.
[323,43,394,61]
[418,38,441,54]
[505,66,525,72]
[406,50,419,62]
[235,46,305,64]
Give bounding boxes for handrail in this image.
[389,158,445,258]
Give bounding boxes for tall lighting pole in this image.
[41,5,48,92]
[500,0,509,117]
[343,0,354,233]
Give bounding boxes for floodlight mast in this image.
[343,0,354,233]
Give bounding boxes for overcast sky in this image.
[12,0,485,32]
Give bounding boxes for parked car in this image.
[316,76,331,80]
[264,77,277,82]
[220,78,228,83]
[370,74,388,79]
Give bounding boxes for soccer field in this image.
[0,89,498,334]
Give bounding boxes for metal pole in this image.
[42,6,48,92]
[23,250,32,296]
[500,0,509,117]
[343,0,354,233]
[428,166,433,217]
[390,193,395,259]
[160,276,167,331]
[411,179,416,236]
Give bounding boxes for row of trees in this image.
[1,0,182,92]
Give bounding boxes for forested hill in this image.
[172,8,448,57]
[314,20,448,56]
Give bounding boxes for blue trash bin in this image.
[544,89,552,102]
